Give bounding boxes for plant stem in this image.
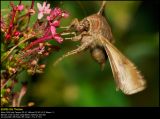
[1,34,35,62]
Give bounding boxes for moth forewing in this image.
[99,35,146,95]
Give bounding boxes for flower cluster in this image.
[1,1,69,107]
[25,2,69,50]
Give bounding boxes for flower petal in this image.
[38,12,44,19]
[54,34,63,43]
[37,3,43,11]
[62,12,69,18]
[50,26,56,36]
[47,16,51,21]
[51,7,62,17]
[17,5,24,11]
[46,3,50,9]
[42,2,46,8]
[44,8,51,14]
[52,20,60,27]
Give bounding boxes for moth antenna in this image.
[97,1,107,15]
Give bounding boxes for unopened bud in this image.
[36,70,43,74]
[28,102,35,107]
[45,42,52,46]
[6,88,11,93]
[39,64,46,69]
[1,97,8,105]
[31,60,37,65]
[62,12,69,18]
[27,69,33,74]
[9,67,16,74]
[47,48,52,51]
[39,43,44,48]
[44,52,49,56]
[17,5,24,11]
[14,31,20,36]
[5,34,11,40]
[9,55,13,61]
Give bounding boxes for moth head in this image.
[76,19,90,32]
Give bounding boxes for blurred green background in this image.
[1,1,159,107]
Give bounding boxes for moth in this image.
[54,1,146,95]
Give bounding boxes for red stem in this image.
[30,0,34,9]
[25,35,53,50]
[6,6,17,40]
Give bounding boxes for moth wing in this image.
[99,35,146,95]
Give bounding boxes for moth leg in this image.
[63,34,82,41]
[64,36,81,41]
[59,26,70,29]
[64,31,88,42]
[61,32,76,36]
[71,31,88,41]
[53,43,88,66]
[71,34,83,42]
[64,37,73,41]
[54,36,92,66]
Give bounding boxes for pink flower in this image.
[51,20,60,27]
[14,31,21,36]
[5,34,11,40]
[17,5,24,11]
[50,26,56,36]
[62,12,69,18]
[37,2,51,19]
[50,26,63,43]
[47,7,62,21]
[54,34,63,43]
[51,7,62,17]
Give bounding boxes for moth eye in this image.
[83,20,90,31]
[77,25,84,31]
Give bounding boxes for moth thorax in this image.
[90,46,107,70]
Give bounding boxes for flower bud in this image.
[28,102,35,107]
[9,67,17,74]
[39,64,46,69]
[31,60,37,65]
[14,31,20,36]
[17,5,24,11]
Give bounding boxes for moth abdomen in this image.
[90,46,108,70]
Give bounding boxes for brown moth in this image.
[54,1,146,95]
